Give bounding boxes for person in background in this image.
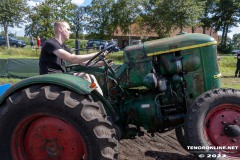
[109,39,115,45]
[108,39,120,51]
[103,41,108,50]
[39,20,111,95]
[235,51,240,77]
[30,36,35,49]
[37,36,41,48]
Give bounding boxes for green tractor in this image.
[0,33,239,160]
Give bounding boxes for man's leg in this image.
[236,64,240,77]
[238,67,240,77]
[74,72,103,95]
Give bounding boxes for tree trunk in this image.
[221,23,226,45]
[202,26,206,34]
[224,24,229,46]
[3,24,10,49]
[210,27,212,36]
[180,26,183,33]
[75,29,79,39]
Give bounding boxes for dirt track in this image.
[118,129,196,160]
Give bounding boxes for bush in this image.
[16,37,29,45]
[65,39,87,49]
[217,44,233,54]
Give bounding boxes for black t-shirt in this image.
[39,38,72,75]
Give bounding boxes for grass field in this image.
[219,55,240,89]
[0,47,239,89]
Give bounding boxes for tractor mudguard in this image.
[0,74,118,121]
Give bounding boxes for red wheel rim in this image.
[11,115,87,160]
[204,104,240,157]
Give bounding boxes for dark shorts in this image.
[237,62,240,68]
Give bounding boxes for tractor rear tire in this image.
[0,84,118,160]
[185,88,240,160]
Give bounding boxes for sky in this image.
[27,0,91,7]
[1,0,239,39]
[0,0,92,37]
[218,26,240,39]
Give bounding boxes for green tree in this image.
[111,0,144,35]
[69,5,88,39]
[139,0,172,38]
[25,0,75,39]
[217,35,234,54]
[85,0,116,39]
[211,0,240,46]
[198,0,215,34]
[0,0,28,48]
[232,33,240,49]
[140,0,204,38]
[85,0,145,40]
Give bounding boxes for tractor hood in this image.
[124,33,216,62]
[120,33,218,89]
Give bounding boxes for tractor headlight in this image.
[143,73,157,89]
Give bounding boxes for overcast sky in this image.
[1,0,239,39]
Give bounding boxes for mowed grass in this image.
[0,46,40,58]
[219,55,240,89]
[0,46,124,61]
[0,77,21,84]
[0,46,239,90]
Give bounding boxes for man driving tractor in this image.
[39,20,110,95]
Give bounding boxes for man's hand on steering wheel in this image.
[85,44,116,67]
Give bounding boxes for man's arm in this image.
[53,49,108,66]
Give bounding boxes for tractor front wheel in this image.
[0,84,118,160]
[185,88,240,160]
[175,126,188,150]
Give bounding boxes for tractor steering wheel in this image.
[85,44,116,67]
